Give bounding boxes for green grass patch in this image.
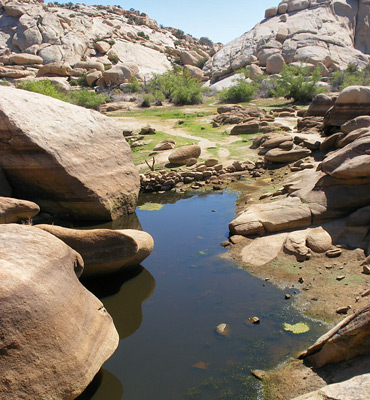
[16,80,109,109]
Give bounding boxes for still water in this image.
[80,190,326,400]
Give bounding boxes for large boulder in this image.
[9,53,43,65]
[306,94,336,117]
[0,196,39,223]
[324,86,370,133]
[300,304,370,368]
[168,145,201,166]
[0,86,140,220]
[229,197,312,236]
[36,224,154,277]
[320,131,370,179]
[0,224,118,399]
[102,64,132,86]
[291,374,370,400]
[264,147,311,163]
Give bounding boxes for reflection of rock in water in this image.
[76,369,123,400]
[83,266,156,340]
[86,212,143,231]
[104,267,156,339]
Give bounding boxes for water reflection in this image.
[83,266,156,339]
[76,369,123,400]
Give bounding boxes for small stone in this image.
[249,317,261,324]
[215,323,230,337]
[336,275,346,281]
[336,306,350,314]
[326,248,342,258]
[251,369,266,380]
[230,235,245,244]
[285,294,291,299]
[362,265,370,275]
[361,289,370,297]
[298,277,304,283]
[220,241,230,247]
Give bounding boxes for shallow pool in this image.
[79,190,326,400]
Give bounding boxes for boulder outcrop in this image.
[0,86,140,220]
[0,223,119,399]
[300,304,370,368]
[36,224,154,277]
[204,0,370,80]
[168,145,201,166]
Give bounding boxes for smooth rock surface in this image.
[0,196,39,223]
[0,224,119,399]
[36,224,154,277]
[0,86,140,220]
[168,145,201,166]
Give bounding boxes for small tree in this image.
[331,63,370,91]
[272,64,325,103]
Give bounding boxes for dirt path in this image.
[115,116,237,165]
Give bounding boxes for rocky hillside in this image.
[0,0,215,83]
[204,0,370,80]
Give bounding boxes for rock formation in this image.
[0,0,214,85]
[299,303,370,368]
[0,196,39,223]
[36,224,154,277]
[204,0,370,80]
[0,85,140,220]
[0,223,119,399]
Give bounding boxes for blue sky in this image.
[72,0,279,44]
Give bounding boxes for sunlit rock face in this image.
[204,0,370,80]
[0,224,119,399]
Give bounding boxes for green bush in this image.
[146,68,204,105]
[137,31,149,40]
[141,94,153,107]
[124,77,142,93]
[0,79,10,86]
[331,63,370,90]
[272,64,325,103]
[196,57,209,69]
[16,80,108,109]
[218,78,258,103]
[69,74,89,87]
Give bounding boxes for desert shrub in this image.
[146,68,204,105]
[69,74,89,87]
[123,77,142,93]
[331,63,370,90]
[141,94,153,107]
[0,79,10,86]
[218,78,259,103]
[173,29,185,40]
[199,37,213,47]
[137,31,149,40]
[16,80,108,109]
[68,89,109,109]
[272,64,325,103]
[17,80,68,101]
[107,39,115,46]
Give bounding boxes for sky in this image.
[72,0,279,44]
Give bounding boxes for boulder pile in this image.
[204,0,370,80]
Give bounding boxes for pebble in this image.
[220,241,230,247]
[362,265,370,275]
[326,248,342,258]
[336,306,351,314]
[251,369,266,380]
[336,275,346,281]
[285,294,291,300]
[215,323,229,336]
[249,317,260,324]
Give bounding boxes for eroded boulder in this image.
[0,86,140,220]
[300,304,370,368]
[168,145,201,166]
[36,224,154,277]
[0,224,119,399]
[0,196,39,223]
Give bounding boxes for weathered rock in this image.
[37,61,72,77]
[0,224,118,399]
[284,230,310,260]
[241,233,288,266]
[266,53,285,74]
[306,94,336,117]
[341,115,370,134]
[184,65,205,80]
[168,145,201,166]
[0,86,140,220]
[204,0,369,80]
[0,196,39,223]
[264,147,312,163]
[320,132,370,179]
[74,61,105,72]
[306,227,332,253]
[153,139,176,151]
[180,51,199,66]
[86,70,102,86]
[94,40,111,54]
[103,64,132,85]
[9,53,43,65]
[230,197,312,236]
[324,86,370,133]
[36,224,154,277]
[230,122,260,135]
[291,374,370,400]
[300,303,370,368]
